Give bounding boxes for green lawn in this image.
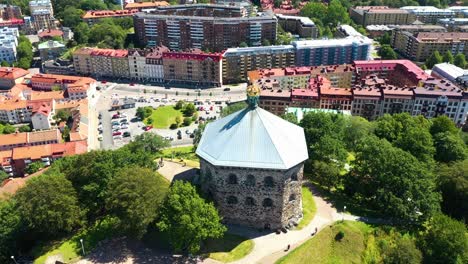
[276,221,373,264]
[159,146,200,168]
[202,234,254,263]
[33,217,119,264]
[296,186,317,230]
[144,106,183,129]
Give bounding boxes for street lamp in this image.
[342,205,346,221]
[11,256,18,264]
[79,238,85,256]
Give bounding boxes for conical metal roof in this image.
[196,107,308,170]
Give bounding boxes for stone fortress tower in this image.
[195,84,309,230]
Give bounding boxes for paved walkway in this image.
[157,160,198,182]
[224,185,361,264]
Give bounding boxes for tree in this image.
[383,235,422,264]
[262,39,271,46]
[15,173,82,237]
[79,0,107,11]
[310,135,348,164]
[281,112,298,124]
[309,160,342,189]
[18,125,31,132]
[175,116,182,126]
[0,170,8,183]
[73,22,90,44]
[60,7,84,29]
[157,181,226,254]
[420,214,468,264]
[62,125,70,142]
[0,60,9,67]
[239,42,248,48]
[346,136,440,223]
[2,124,15,134]
[442,50,454,64]
[394,126,435,164]
[378,32,392,45]
[54,109,71,123]
[175,100,185,110]
[16,36,33,69]
[430,115,458,136]
[433,132,467,163]
[24,161,44,175]
[0,200,22,263]
[125,132,170,153]
[221,101,247,117]
[183,117,192,126]
[454,53,467,68]
[183,103,196,117]
[378,45,398,59]
[300,2,327,22]
[425,51,443,69]
[105,167,168,238]
[89,20,127,49]
[136,106,152,119]
[193,121,209,148]
[344,116,373,151]
[437,160,468,221]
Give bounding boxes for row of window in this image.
[226,173,297,186]
[226,194,296,207]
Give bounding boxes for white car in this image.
[98,124,103,130]
[120,113,127,118]
[121,124,128,129]
[112,125,121,130]
[113,135,122,140]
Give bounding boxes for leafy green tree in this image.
[125,132,170,153]
[0,170,8,182]
[175,100,185,110]
[281,112,298,124]
[105,167,169,238]
[54,109,71,123]
[378,32,392,45]
[425,50,443,69]
[25,161,44,175]
[394,126,435,164]
[433,132,467,163]
[430,115,458,136]
[344,116,373,151]
[0,200,22,263]
[2,124,15,134]
[309,160,342,189]
[442,50,454,64]
[136,106,153,119]
[221,101,247,117]
[183,117,192,126]
[18,125,31,132]
[183,103,196,117]
[62,125,70,142]
[300,2,327,22]
[60,7,84,29]
[193,121,209,148]
[0,60,9,67]
[379,45,398,59]
[300,112,345,147]
[73,22,90,44]
[239,42,248,48]
[16,36,33,69]
[79,0,107,11]
[310,135,348,164]
[436,160,468,221]
[454,53,467,68]
[262,39,271,46]
[89,20,127,49]
[420,214,468,264]
[157,181,226,254]
[383,235,422,264]
[15,173,82,236]
[346,136,440,223]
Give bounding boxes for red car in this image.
[130,83,135,86]
[112,131,122,136]
[210,106,213,111]
[144,125,153,131]
[101,80,107,84]
[112,114,120,119]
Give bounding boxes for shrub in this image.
[183,117,192,126]
[335,231,345,241]
[170,123,178,129]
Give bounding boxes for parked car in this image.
[120,113,127,118]
[190,133,195,138]
[112,131,122,136]
[120,119,128,123]
[112,125,121,130]
[123,131,131,137]
[144,125,153,131]
[223,87,231,91]
[177,134,182,140]
[111,121,120,126]
[113,135,122,140]
[129,83,135,86]
[98,113,102,119]
[98,135,103,141]
[121,124,128,129]
[98,124,103,130]
[112,114,120,119]
[185,129,190,135]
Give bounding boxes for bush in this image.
[18,125,31,133]
[335,231,345,241]
[175,100,185,110]
[170,123,178,129]
[147,117,154,124]
[183,117,192,126]
[25,161,45,175]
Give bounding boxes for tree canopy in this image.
[157,181,226,254]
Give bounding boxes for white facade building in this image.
[0,27,19,64]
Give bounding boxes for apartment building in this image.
[134,4,277,51]
[82,9,138,26]
[162,50,223,87]
[222,45,296,84]
[124,1,169,11]
[0,67,28,89]
[431,63,468,83]
[29,74,96,100]
[38,40,66,62]
[392,31,468,62]
[0,4,22,20]
[276,14,317,38]
[350,6,415,26]
[73,48,129,79]
[128,46,169,82]
[28,0,56,32]
[401,6,455,24]
[0,27,18,64]
[0,99,30,124]
[0,129,61,151]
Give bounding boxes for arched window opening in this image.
[245,197,256,206]
[263,198,273,207]
[245,174,256,186]
[264,176,275,187]
[227,196,238,205]
[228,173,238,184]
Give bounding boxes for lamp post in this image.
[342,205,346,221]
[79,238,85,256]
[11,256,18,264]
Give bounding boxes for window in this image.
[227,196,238,205]
[291,173,298,181]
[228,173,238,184]
[289,194,296,202]
[264,176,274,187]
[245,174,255,186]
[245,197,255,206]
[263,198,273,207]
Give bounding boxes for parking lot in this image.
[99,95,225,150]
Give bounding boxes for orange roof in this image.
[0,67,29,80]
[37,29,63,38]
[28,130,61,144]
[30,91,66,101]
[82,9,138,19]
[0,150,13,166]
[12,144,52,160]
[0,99,27,110]
[124,1,169,9]
[0,133,28,146]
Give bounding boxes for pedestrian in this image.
[286,244,290,251]
[315,227,318,234]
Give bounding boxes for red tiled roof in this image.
[83,9,138,19]
[0,67,29,80]
[38,29,63,38]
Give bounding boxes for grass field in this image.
[296,186,317,230]
[202,234,254,263]
[276,221,373,264]
[159,146,200,168]
[144,106,183,129]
